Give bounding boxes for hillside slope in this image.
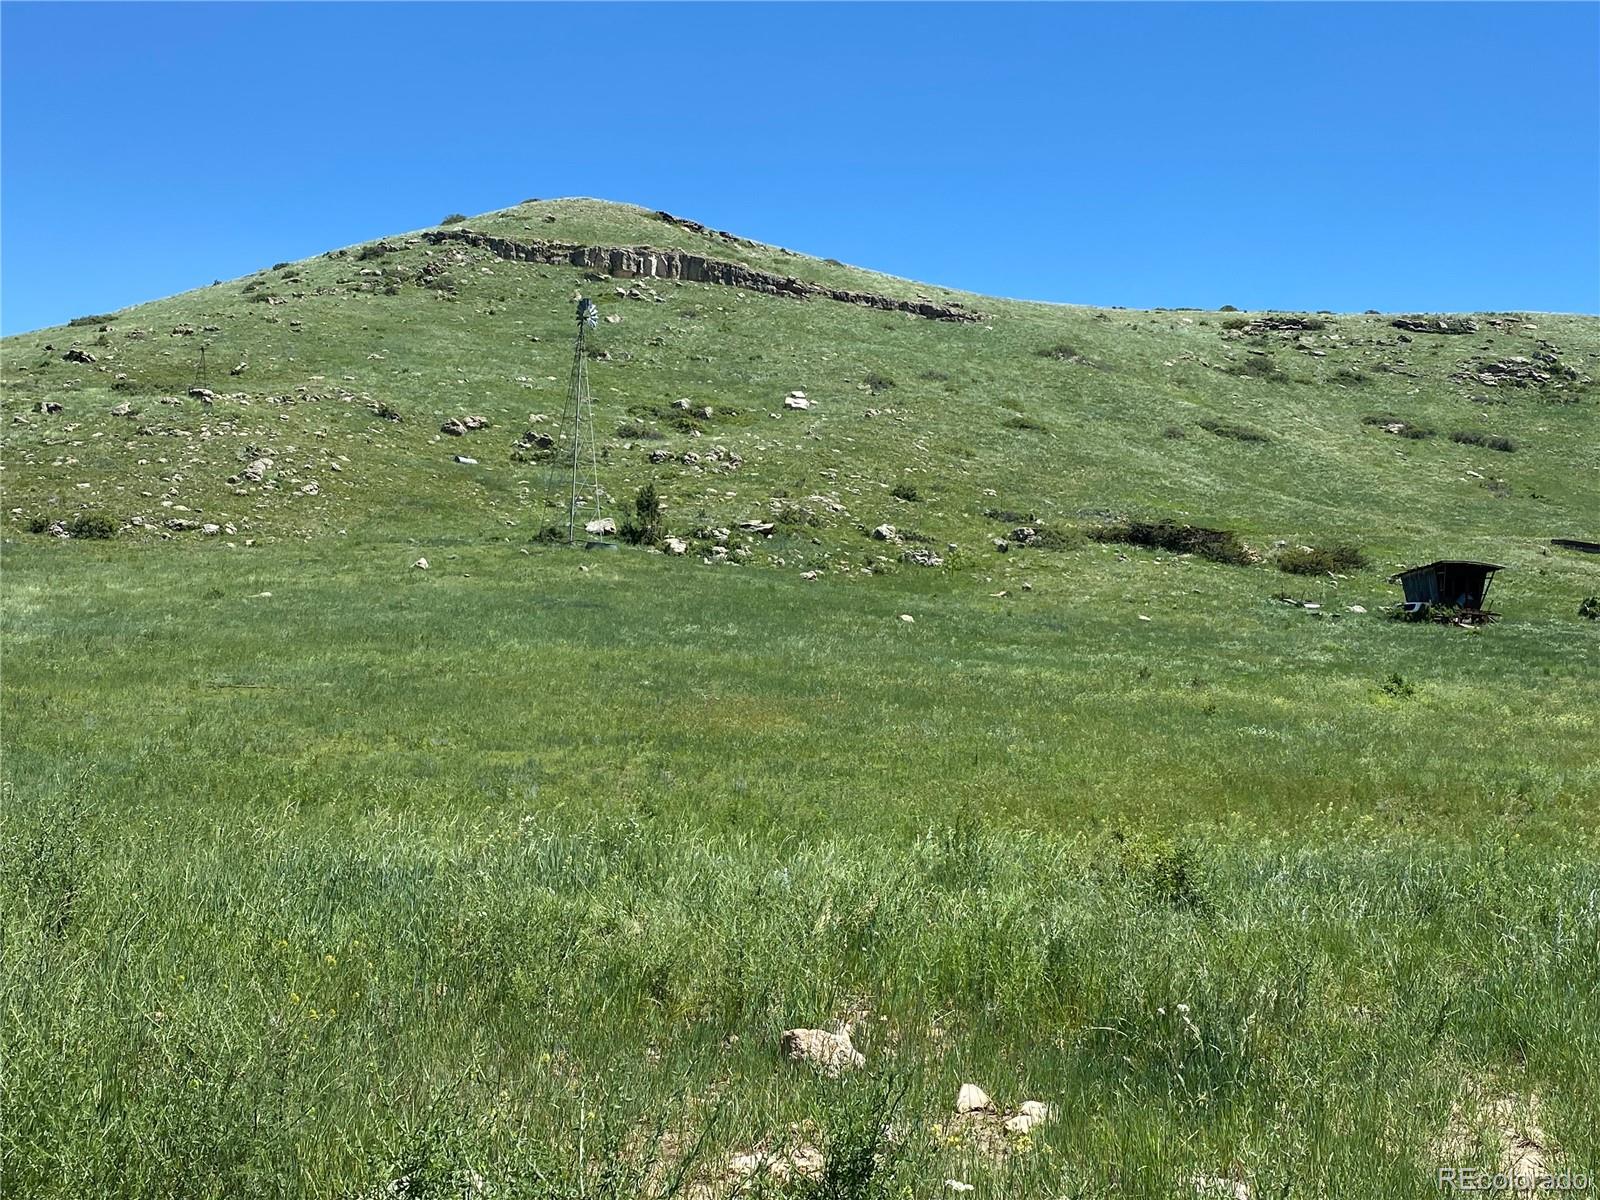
[5,200,1600,1198]
[4,198,1596,586]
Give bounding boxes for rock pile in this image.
[441,415,490,436]
[1392,316,1478,335]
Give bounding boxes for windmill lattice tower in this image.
[546,296,604,544]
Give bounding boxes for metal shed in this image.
[1389,560,1504,612]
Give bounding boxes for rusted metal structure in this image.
[1390,560,1504,622]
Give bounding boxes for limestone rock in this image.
[585,518,616,536]
[871,524,899,542]
[956,1083,992,1114]
[664,536,688,556]
[779,1025,862,1076]
[413,557,429,569]
[63,347,96,363]
[1003,1100,1056,1136]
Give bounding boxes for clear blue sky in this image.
[3,2,1597,334]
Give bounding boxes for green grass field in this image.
[3,199,1598,1198]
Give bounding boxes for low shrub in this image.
[621,482,664,547]
[615,420,665,441]
[67,313,114,328]
[1278,542,1368,575]
[1036,342,1080,361]
[1161,424,1187,439]
[1228,355,1284,380]
[66,511,117,540]
[1361,413,1434,438]
[1106,832,1211,913]
[889,482,920,502]
[440,213,468,225]
[1089,520,1252,565]
[1450,430,1517,452]
[271,261,291,271]
[1003,415,1048,432]
[25,514,51,534]
[1198,418,1271,444]
[863,372,896,394]
[1580,597,1599,621]
[1380,673,1417,700]
[1012,525,1078,551]
[774,502,822,527]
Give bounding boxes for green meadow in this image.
[2,199,1598,1197]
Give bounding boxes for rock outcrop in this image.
[421,229,983,323]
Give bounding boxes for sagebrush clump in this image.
[1089,520,1253,565]
[1278,542,1368,575]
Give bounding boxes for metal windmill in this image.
[545,295,604,544]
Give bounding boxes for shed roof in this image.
[1389,559,1505,582]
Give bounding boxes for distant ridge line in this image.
[420,228,984,323]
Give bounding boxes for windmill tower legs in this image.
[546,299,604,545]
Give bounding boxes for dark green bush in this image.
[1228,355,1285,380]
[1003,415,1048,432]
[982,507,1035,524]
[440,213,468,226]
[25,514,51,534]
[621,482,664,546]
[1361,413,1433,439]
[889,482,920,502]
[1450,430,1517,452]
[1036,342,1079,361]
[1162,424,1187,439]
[1107,832,1211,913]
[863,372,896,394]
[1381,673,1417,699]
[1089,520,1252,565]
[1198,418,1271,444]
[1580,597,1599,621]
[615,420,665,441]
[1014,525,1078,551]
[66,511,117,539]
[1278,542,1368,575]
[67,313,114,328]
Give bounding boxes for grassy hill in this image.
[3,200,1599,1198]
